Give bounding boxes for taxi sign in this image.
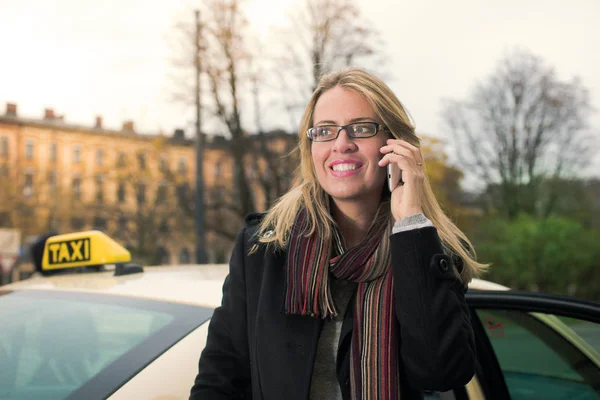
[42,230,131,271]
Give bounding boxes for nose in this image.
[332,128,357,153]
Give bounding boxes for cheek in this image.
[368,140,386,164]
[368,142,387,180]
[310,145,328,171]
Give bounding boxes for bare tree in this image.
[168,0,383,246]
[109,149,195,265]
[442,49,595,219]
[272,0,386,127]
[169,0,301,246]
[204,1,257,217]
[0,167,70,238]
[173,132,297,243]
[0,169,19,228]
[170,0,259,217]
[246,131,299,210]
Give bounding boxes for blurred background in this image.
[0,0,598,299]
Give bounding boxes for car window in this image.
[0,290,212,400]
[557,316,600,356]
[476,309,600,400]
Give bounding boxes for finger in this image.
[387,138,419,152]
[380,145,420,169]
[386,138,418,152]
[385,139,424,165]
[394,142,423,166]
[378,153,417,177]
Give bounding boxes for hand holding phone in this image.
[387,163,402,192]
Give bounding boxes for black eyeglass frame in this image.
[306,122,389,142]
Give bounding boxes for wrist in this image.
[392,213,433,234]
[396,208,423,221]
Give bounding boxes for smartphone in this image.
[387,163,402,192]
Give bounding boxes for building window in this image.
[117,151,126,168]
[0,165,8,177]
[0,211,10,226]
[96,149,104,166]
[176,183,189,201]
[20,207,34,219]
[136,183,146,204]
[158,217,170,234]
[93,216,107,231]
[50,142,57,163]
[215,162,222,178]
[72,177,81,201]
[71,217,85,230]
[24,171,34,196]
[95,175,104,203]
[159,217,169,233]
[159,154,168,172]
[48,171,58,191]
[118,215,128,232]
[73,145,81,164]
[138,153,146,170]
[117,182,126,203]
[178,157,187,173]
[1,136,8,157]
[156,182,167,205]
[179,248,190,264]
[156,247,170,265]
[25,139,34,160]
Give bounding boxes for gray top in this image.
[309,279,357,400]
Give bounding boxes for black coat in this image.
[190,213,476,400]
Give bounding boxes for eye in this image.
[317,126,334,136]
[352,123,374,136]
[310,125,337,140]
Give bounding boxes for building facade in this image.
[0,102,284,281]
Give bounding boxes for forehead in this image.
[313,86,376,124]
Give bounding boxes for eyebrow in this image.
[314,117,377,125]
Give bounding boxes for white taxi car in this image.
[1,231,599,400]
[0,231,226,400]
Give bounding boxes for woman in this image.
[190,68,486,400]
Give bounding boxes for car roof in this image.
[2,264,230,307]
[469,278,509,291]
[5,262,509,306]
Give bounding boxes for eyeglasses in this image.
[307,122,388,142]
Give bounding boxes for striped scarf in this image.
[285,207,400,400]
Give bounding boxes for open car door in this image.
[462,290,600,400]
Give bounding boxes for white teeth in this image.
[332,163,358,172]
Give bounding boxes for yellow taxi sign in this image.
[42,230,131,271]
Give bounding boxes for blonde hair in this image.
[254,67,487,283]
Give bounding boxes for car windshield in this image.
[0,290,212,400]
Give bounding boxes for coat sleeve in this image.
[189,227,251,399]
[391,226,476,391]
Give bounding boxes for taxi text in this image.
[48,238,91,265]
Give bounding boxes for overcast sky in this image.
[1,0,599,176]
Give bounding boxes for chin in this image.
[327,187,370,202]
[330,182,387,203]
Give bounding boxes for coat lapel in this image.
[253,249,324,400]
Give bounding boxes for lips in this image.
[329,159,363,168]
[328,159,363,177]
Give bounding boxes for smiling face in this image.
[311,86,389,208]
